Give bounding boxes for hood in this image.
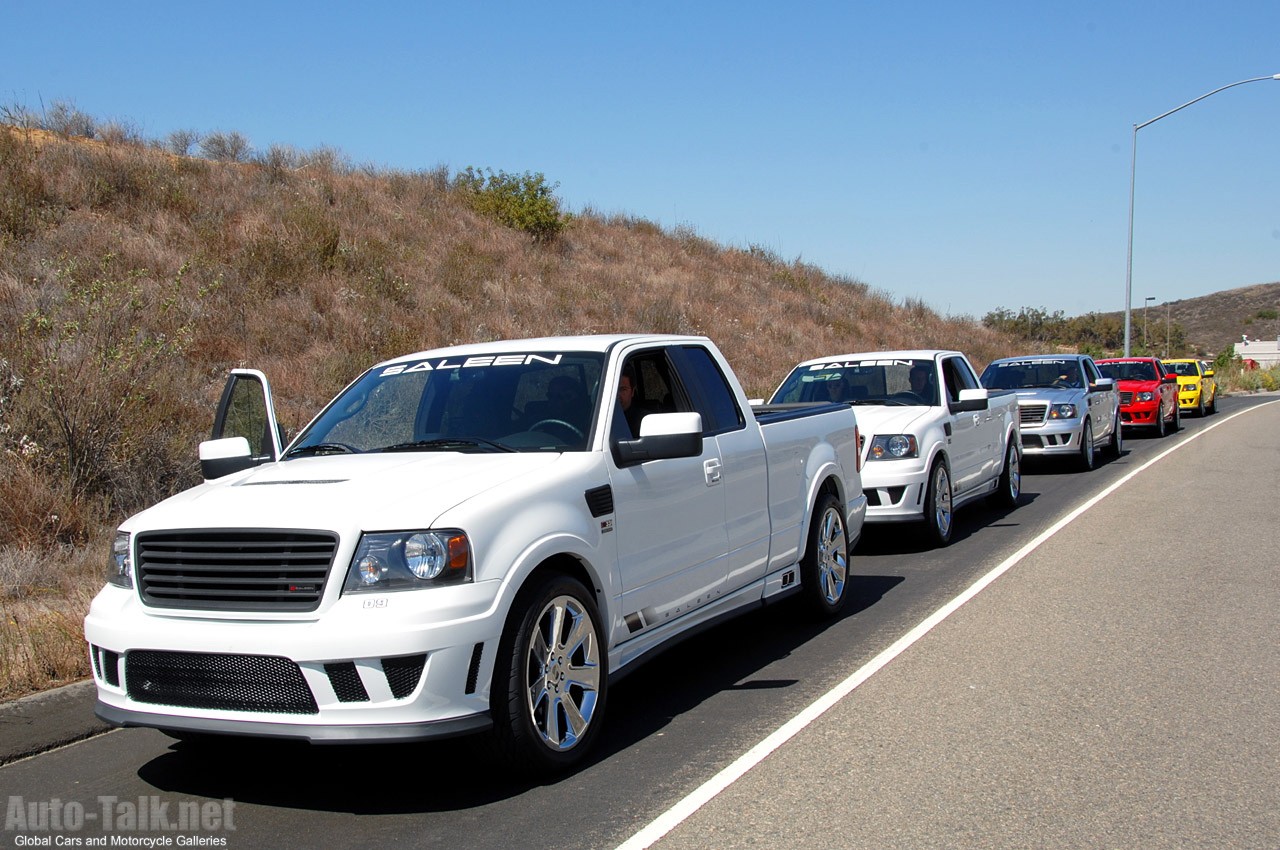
[851,405,932,438]
[1011,387,1087,404]
[123,452,566,534]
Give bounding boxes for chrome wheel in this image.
[926,461,953,546]
[815,503,847,605]
[1079,419,1094,471]
[494,574,607,771]
[525,594,602,752]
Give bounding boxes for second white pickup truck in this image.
[769,349,1020,546]
[86,334,865,772]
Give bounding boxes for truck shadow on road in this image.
[134,575,904,814]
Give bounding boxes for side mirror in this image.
[199,437,257,480]
[1161,374,1178,384]
[1204,368,1215,377]
[952,387,989,413]
[1092,377,1115,391]
[612,412,703,467]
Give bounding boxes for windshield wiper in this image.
[285,443,356,458]
[379,437,516,454]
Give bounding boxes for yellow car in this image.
[1162,358,1217,416]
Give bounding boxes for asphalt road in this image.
[2,394,1277,850]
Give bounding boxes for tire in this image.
[1077,419,1095,471]
[1170,400,1180,432]
[1106,414,1123,459]
[989,440,1021,508]
[491,574,607,773]
[923,458,953,547]
[1154,402,1167,438]
[1195,395,1205,417]
[799,492,851,617]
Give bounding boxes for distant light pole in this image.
[1123,73,1280,356]
[1165,301,1171,358]
[1143,295,1155,349]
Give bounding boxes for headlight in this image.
[108,531,132,588]
[868,434,919,460]
[1048,404,1077,419]
[1137,391,1154,402]
[343,530,471,594]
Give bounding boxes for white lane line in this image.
[615,400,1278,850]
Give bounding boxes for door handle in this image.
[704,458,723,486]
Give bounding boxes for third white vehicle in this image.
[979,354,1121,471]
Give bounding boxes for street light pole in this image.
[1122,73,1280,356]
[1143,295,1155,349]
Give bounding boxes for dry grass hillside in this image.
[0,120,1027,699]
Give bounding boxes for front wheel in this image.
[491,574,607,773]
[799,493,851,617]
[1170,400,1181,432]
[1077,419,1095,471]
[924,459,954,547]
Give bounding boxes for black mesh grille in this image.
[382,654,427,699]
[136,529,338,612]
[102,649,120,687]
[91,644,102,679]
[1120,391,1133,405]
[465,643,484,695]
[126,650,318,714]
[324,662,369,703]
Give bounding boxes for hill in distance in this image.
[1145,282,1280,356]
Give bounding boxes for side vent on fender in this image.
[585,485,614,518]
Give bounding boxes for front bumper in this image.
[84,579,505,743]
[1120,401,1161,427]
[860,459,930,523]
[1177,388,1202,410]
[1019,419,1085,457]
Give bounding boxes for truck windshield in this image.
[771,358,938,406]
[286,352,606,455]
[981,360,1082,390]
[1098,362,1155,382]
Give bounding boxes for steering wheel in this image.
[886,392,926,405]
[528,419,584,443]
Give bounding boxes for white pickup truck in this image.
[768,349,1020,546]
[86,334,866,772]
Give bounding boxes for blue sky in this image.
[3,1,1278,320]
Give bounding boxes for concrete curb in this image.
[0,679,109,765]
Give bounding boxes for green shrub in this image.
[454,167,570,243]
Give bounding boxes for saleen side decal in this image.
[380,353,564,376]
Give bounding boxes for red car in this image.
[1096,357,1180,437]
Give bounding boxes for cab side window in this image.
[675,345,744,436]
[941,357,979,406]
